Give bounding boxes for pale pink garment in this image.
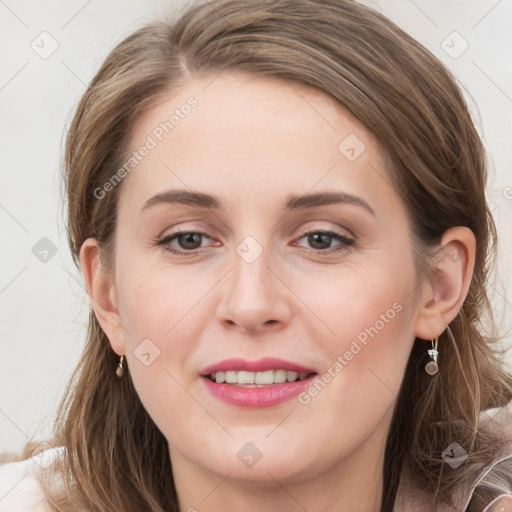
[395,400,512,511]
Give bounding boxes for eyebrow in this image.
[141,189,375,216]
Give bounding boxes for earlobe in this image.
[414,227,476,341]
[79,238,126,355]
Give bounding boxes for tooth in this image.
[286,371,298,382]
[238,371,255,384]
[255,370,275,385]
[274,369,287,383]
[213,369,307,385]
[225,371,238,384]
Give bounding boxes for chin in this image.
[197,436,325,484]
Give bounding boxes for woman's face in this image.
[109,73,424,490]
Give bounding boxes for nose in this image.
[215,242,293,335]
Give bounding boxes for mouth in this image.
[199,357,318,407]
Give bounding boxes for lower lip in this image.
[201,375,317,408]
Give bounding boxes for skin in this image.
[81,73,475,511]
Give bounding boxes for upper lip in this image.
[199,357,317,376]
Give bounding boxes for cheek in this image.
[299,259,415,344]
[295,253,418,396]
[114,260,213,412]
[116,258,207,341]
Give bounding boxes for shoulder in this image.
[395,400,512,511]
[465,400,512,511]
[0,446,66,512]
[480,494,512,512]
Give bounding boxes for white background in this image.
[1,0,511,453]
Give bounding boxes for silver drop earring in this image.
[425,337,439,376]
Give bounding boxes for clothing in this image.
[394,400,512,511]
[0,446,66,512]
[1,403,511,511]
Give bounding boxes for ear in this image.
[414,226,476,340]
[79,238,126,356]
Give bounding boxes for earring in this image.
[116,355,125,378]
[425,337,439,376]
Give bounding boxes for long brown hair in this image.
[21,1,512,510]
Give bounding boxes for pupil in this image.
[308,232,331,249]
[179,233,201,249]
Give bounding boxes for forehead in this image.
[118,72,399,218]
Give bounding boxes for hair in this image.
[18,0,512,510]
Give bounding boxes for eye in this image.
[294,229,355,255]
[155,230,216,255]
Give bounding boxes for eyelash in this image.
[154,229,355,257]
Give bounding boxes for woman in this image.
[1,0,511,510]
